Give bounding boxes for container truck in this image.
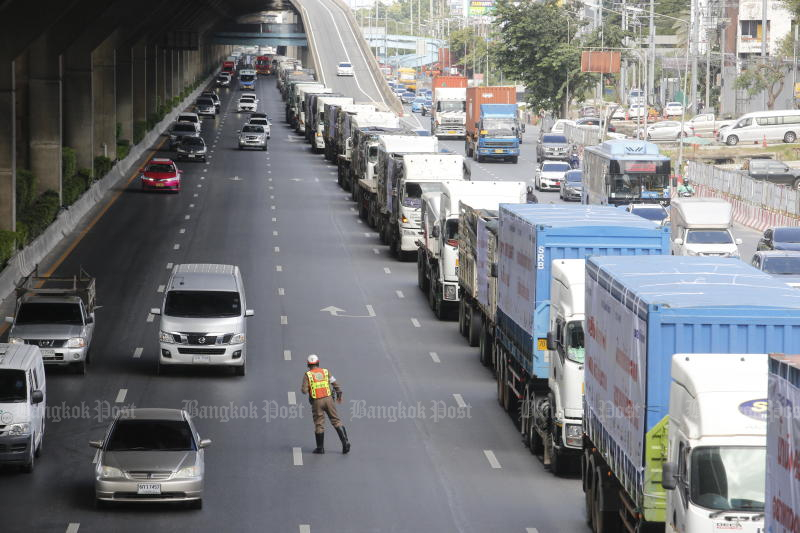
[310,95,353,151]
[767,353,800,533]
[339,115,404,193]
[324,103,376,162]
[431,76,467,139]
[583,255,800,533]
[398,67,416,91]
[661,353,767,533]
[293,85,330,132]
[300,89,335,136]
[490,205,671,475]
[419,181,526,319]
[465,86,519,163]
[286,81,322,125]
[375,153,466,259]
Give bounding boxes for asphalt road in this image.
[0,77,589,533]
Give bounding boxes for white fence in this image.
[687,160,800,230]
[564,123,601,147]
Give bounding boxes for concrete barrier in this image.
[0,73,217,309]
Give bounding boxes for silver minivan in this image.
[152,264,254,376]
[719,109,800,145]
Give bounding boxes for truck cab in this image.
[662,353,766,533]
[474,104,520,163]
[432,87,466,138]
[670,198,742,257]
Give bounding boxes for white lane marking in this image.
[350,207,356,212]
[366,305,375,316]
[179,228,186,234]
[66,523,80,533]
[133,347,143,359]
[200,176,205,180]
[270,195,274,199]
[146,313,155,323]
[271,205,276,210]
[453,394,467,409]
[293,447,303,466]
[193,193,198,197]
[173,244,180,250]
[284,350,292,361]
[166,262,173,270]
[281,315,288,325]
[411,318,421,328]
[315,177,319,182]
[269,186,274,190]
[115,389,127,403]
[273,230,278,236]
[429,351,440,363]
[202,169,207,173]
[383,267,391,274]
[288,391,297,405]
[484,450,502,469]
[276,265,283,272]
[185,215,190,220]
[526,529,540,533]
[278,288,285,295]
[373,248,380,255]
[272,217,277,222]
[364,232,371,238]
[268,177,273,181]
[189,204,195,208]
[299,526,311,533]
[357,220,363,224]
[396,290,404,299]
[274,246,280,253]
[157,285,165,293]
[197,184,202,188]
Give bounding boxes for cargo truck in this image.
[465,86,519,163]
[310,95,352,150]
[582,255,800,533]
[324,103,376,162]
[339,115,404,194]
[419,181,525,319]
[670,198,742,258]
[489,205,671,475]
[431,75,467,138]
[661,353,767,533]
[375,153,466,259]
[297,87,332,134]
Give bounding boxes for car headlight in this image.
[565,424,582,447]
[65,337,86,348]
[159,331,174,343]
[177,148,187,153]
[98,465,123,479]
[8,337,24,344]
[6,423,31,436]
[174,465,200,478]
[229,333,245,344]
[444,284,457,300]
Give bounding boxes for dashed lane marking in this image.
[133,347,143,359]
[278,288,285,295]
[411,318,421,328]
[173,244,180,250]
[288,392,297,405]
[157,285,165,293]
[281,315,288,325]
[276,265,283,272]
[429,352,440,363]
[185,215,190,220]
[146,313,155,323]
[299,526,311,533]
[293,447,303,466]
[373,248,380,255]
[166,262,173,270]
[284,350,291,361]
[384,267,391,274]
[115,389,127,403]
[396,290,404,298]
[453,394,467,408]
[273,230,278,236]
[274,246,280,253]
[179,229,186,234]
[66,523,80,533]
[484,450,502,469]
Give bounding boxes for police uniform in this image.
[301,363,350,454]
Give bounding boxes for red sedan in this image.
[140,158,182,192]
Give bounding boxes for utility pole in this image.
[762,0,768,109]
[794,23,798,108]
[690,0,699,113]
[705,12,711,112]
[621,0,628,104]
[648,0,655,105]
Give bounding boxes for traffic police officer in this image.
[301,354,351,454]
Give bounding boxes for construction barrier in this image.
[564,123,601,147]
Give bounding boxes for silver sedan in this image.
[644,121,689,141]
[91,408,211,509]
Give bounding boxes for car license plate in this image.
[40,348,55,357]
[137,483,161,495]
[188,154,195,158]
[193,355,211,364]
[156,183,165,187]
[448,130,457,134]
[494,149,503,153]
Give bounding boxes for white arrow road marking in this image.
[320,305,376,318]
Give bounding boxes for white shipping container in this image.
[767,354,800,532]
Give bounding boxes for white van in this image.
[0,343,45,472]
[152,264,254,376]
[719,109,800,146]
[671,198,742,257]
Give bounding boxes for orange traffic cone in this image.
[763,135,768,147]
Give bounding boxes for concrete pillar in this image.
[92,37,116,162]
[63,46,93,171]
[132,42,147,141]
[28,36,62,198]
[116,46,133,145]
[166,49,175,101]
[0,60,16,231]
[14,55,28,170]
[154,46,165,115]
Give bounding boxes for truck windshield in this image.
[690,446,765,512]
[610,174,669,197]
[0,369,27,403]
[403,182,444,207]
[368,146,378,164]
[16,302,83,325]
[565,321,585,363]
[445,219,459,241]
[240,74,255,82]
[164,291,241,318]
[686,230,733,244]
[483,118,515,136]
[762,256,800,275]
[437,101,465,113]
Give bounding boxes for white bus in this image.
[719,109,800,146]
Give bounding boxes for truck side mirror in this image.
[546,332,557,351]
[735,238,743,245]
[432,226,440,238]
[661,461,679,490]
[672,238,684,245]
[490,264,498,278]
[31,390,44,404]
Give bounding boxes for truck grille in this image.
[26,339,66,348]
[483,142,515,148]
[441,118,461,125]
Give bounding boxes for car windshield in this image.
[164,290,241,318]
[611,174,669,196]
[566,171,583,183]
[249,119,268,125]
[217,76,228,81]
[0,370,27,403]
[690,446,765,512]
[761,256,800,275]
[106,419,196,452]
[438,101,465,113]
[631,207,667,221]
[242,126,264,133]
[542,163,570,172]
[403,182,444,207]
[174,124,195,133]
[181,137,204,147]
[147,164,174,173]
[16,302,83,325]
[197,99,214,106]
[775,228,800,243]
[339,63,352,68]
[240,96,255,102]
[543,135,567,144]
[178,115,197,123]
[686,229,734,244]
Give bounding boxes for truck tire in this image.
[22,437,34,473]
[511,156,519,164]
[476,152,483,163]
[430,279,444,320]
[458,299,468,338]
[786,131,797,143]
[592,466,621,533]
[496,351,507,408]
[550,435,567,476]
[583,452,595,526]
[479,324,493,369]
[418,253,429,292]
[467,305,481,347]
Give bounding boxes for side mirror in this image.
[490,263,498,278]
[4,316,13,324]
[150,308,161,315]
[546,332,557,351]
[30,390,43,404]
[735,238,743,245]
[237,130,241,133]
[89,440,103,449]
[661,461,678,490]
[245,309,255,317]
[199,438,212,449]
[85,315,93,324]
[673,238,684,245]
[431,226,440,238]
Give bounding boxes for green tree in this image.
[735,34,793,110]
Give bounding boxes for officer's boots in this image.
[336,426,350,454]
[313,432,324,454]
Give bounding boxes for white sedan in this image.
[645,121,689,141]
[237,95,258,113]
[664,101,684,117]
[627,104,646,119]
[535,160,571,191]
[336,62,354,76]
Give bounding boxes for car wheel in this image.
[793,178,800,190]
[235,363,245,376]
[96,499,110,510]
[726,135,739,146]
[75,360,86,375]
[785,131,797,143]
[22,437,34,473]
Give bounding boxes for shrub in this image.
[17,190,60,242]
[116,139,130,161]
[14,222,28,249]
[15,169,36,213]
[62,147,77,181]
[93,156,113,179]
[0,230,17,268]
[133,121,147,144]
[63,170,92,206]
[116,122,122,141]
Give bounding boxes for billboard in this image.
[580,51,621,73]
[469,0,495,16]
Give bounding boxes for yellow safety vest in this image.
[306,368,331,399]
